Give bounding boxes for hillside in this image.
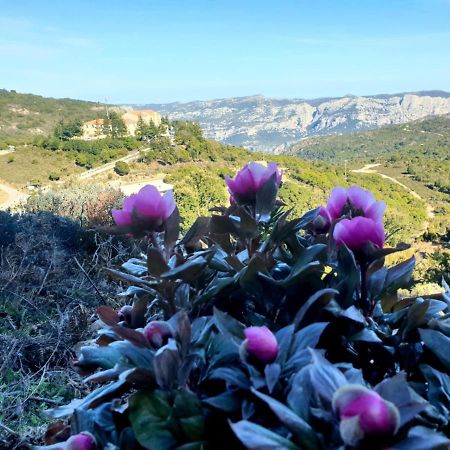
[0,89,116,144]
[288,114,450,163]
[136,91,450,152]
[287,115,450,197]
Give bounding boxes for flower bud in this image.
[240,326,279,364]
[112,185,176,232]
[333,385,400,447]
[225,162,282,204]
[333,216,385,250]
[323,186,386,223]
[118,305,133,323]
[143,321,174,348]
[65,432,96,450]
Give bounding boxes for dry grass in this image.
[0,212,132,449]
[0,147,82,188]
[0,189,8,204]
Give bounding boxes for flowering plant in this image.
[37,162,450,450]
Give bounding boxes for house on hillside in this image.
[82,118,107,140]
[121,110,162,136]
[81,109,161,140]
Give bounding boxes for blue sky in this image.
[1,0,450,103]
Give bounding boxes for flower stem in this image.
[360,263,370,316]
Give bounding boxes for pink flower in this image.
[333,385,400,447]
[321,186,386,225]
[111,194,137,226]
[241,326,279,364]
[225,162,282,203]
[65,432,96,450]
[143,321,174,348]
[333,217,385,250]
[112,185,176,231]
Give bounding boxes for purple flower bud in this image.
[333,217,385,250]
[333,385,400,447]
[112,185,176,231]
[65,432,96,450]
[225,162,282,204]
[323,186,386,222]
[241,326,279,364]
[143,321,174,348]
[118,305,133,323]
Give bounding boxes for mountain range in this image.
[135,91,450,152]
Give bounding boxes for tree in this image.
[110,112,127,139]
[54,119,82,141]
[136,116,159,142]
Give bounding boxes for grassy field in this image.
[0,147,83,187]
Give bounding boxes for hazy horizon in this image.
[1,0,450,103]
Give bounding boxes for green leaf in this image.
[230,420,301,450]
[147,246,169,277]
[251,389,320,450]
[309,351,347,403]
[385,256,415,293]
[294,289,339,329]
[394,426,450,450]
[161,256,208,283]
[350,329,382,343]
[419,329,450,370]
[213,307,245,345]
[129,390,176,450]
[164,206,181,249]
[122,261,147,276]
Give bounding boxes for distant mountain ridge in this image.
[132,91,450,152]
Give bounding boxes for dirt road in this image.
[79,148,148,180]
[352,163,435,238]
[0,181,29,209]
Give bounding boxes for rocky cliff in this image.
[135,91,450,152]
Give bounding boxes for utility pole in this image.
[105,97,110,120]
[344,159,348,181]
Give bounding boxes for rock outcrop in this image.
[136,91,450,152]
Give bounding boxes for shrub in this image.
[114,160,130,176]
[48,171,61,181]
[0,210,17,247]
[24,184,123,227]
[38,163,450,450]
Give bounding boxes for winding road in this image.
[351,163,435,238]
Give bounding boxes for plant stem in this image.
[360,263,370,316]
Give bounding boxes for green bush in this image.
[114,160,130,176]
[48,172,60,181]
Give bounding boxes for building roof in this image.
[84,118,105,126]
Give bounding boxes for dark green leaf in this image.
[164,206,180,249]
[230,420,301,450]
[129,390,176,450]
[419,328,450,370]
[161,256,208,283]
[251,389,320,450]
[294,289,339,329]
[385,256,415,293]
[213,307,245,345]
[147,247,169,277]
